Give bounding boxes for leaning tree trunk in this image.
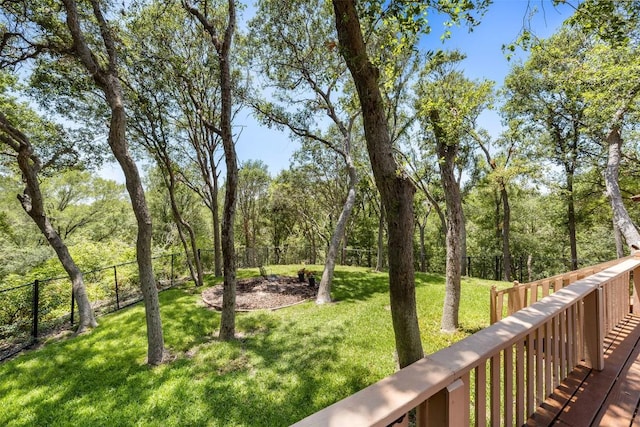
[109,102,165,364]
[167,174,203,287]
[333,0,423,368]
[317,160,358,304]
[9,124,97,333]
[604,126,640,251]
[62,0,165,365]
[613,217,625,258]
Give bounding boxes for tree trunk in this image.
[317,161,358,304]
[218,1,238,341]
[111,103,165,364]
[376,200,385,272]
[613,217,625,258]
[418,222,426,273]
[333,0,423,368]
[566,172,579,270]
[434,128,463,333]
[21,201,97,332]
[604,126,640,251]
[212,173,222,276]
[183,0,238,340]
[460,210,467,277]
[500,183,512,281]
[0,112,98,334]
[62,0,165,365]
[167,175,203,287]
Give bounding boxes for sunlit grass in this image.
[0,265,503,426]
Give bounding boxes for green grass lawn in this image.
[0,266,503,426]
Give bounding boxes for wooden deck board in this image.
[596,322,640,426]
[526,366,591,426]
[528,315,640,426]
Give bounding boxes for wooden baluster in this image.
[553,314,560,389]
[515,340,525,425]
[491,354,501,427]
[475,362,487,427]
[504,345,513,425]
[527,332,535,417]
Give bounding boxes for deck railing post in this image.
[583,286,604,371]
[421,378,468,426]
[490,286,497,324]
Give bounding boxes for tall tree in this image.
[567,1,640,251]
[0,86,97,333]
[503,27,595,270]
[183,0,238,340]
[415,54,492,331]
[236,160,270,265]
[0,0,166,364]
[249,0,361,304]
[122,8,206,286]
[469,123,532,281]
[331,0,488,367]
[332,1,423,367]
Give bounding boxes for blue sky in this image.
[232,0,577,176]
[100,0,577,182]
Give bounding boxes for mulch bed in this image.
[201,276,317,311]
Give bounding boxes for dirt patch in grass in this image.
[201,276,317,311]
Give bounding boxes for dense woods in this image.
[0,0,639,365]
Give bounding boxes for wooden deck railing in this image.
[490,255,636,324]
[292,256,640,427]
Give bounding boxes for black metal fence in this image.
[198,246,380,270]
[0,253,183,362]
[464,255,610,282]
[2,246,609,362]
[199,246,608,283]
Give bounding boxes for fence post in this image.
[171,253,175,287]
[32,280,39,341]
[114,266,120,310]
[70,290,75,326]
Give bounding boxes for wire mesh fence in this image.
[0,253,185,362]
[1,246,609,362]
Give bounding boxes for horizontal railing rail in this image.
[293,256,640,426]
[490,255,636,324]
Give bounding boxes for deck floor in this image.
[529,314,640,426]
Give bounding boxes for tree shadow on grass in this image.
[193,320,374,426]
[330,270,390,302]
[0,287,378,426]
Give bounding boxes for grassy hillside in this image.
[0,266,503,426]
